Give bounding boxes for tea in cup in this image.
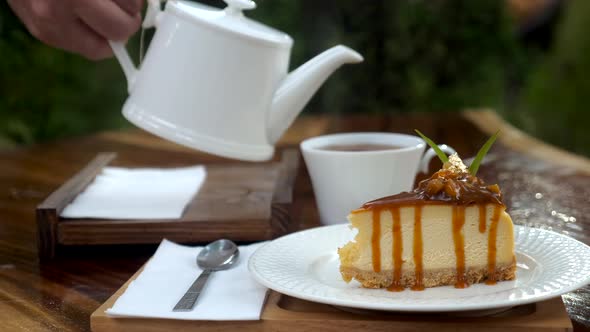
[300,132,455,225]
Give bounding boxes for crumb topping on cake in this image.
[443,153,468,174]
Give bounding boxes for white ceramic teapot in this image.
[109,0,363,161]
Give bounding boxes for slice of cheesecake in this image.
[338,154,516,290]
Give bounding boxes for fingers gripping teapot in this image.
[109,0,363,161]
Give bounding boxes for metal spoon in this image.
[173,239,239,311]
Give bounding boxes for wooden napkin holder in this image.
[36,149,301,260]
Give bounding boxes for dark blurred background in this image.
[1,0,588,157]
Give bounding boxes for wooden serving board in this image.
[91,263,573,332]
[36,149,301,260]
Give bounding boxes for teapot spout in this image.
[268,45,363,143]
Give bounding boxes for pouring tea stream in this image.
[110,0,363,161]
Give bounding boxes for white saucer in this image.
[248,224,590,312]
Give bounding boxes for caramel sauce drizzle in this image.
[359,172,502,210]
[371,209,381,273]
[478,204,487,233]
[452,206,468,288]
[387,207,404,292]
[486,205,502,285]
[411,205,425,291]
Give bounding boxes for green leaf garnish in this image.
[414,129,448,163]
[468,130,500,176]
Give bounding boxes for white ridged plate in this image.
[248,224,590,312]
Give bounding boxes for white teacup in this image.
[300,132,455,225]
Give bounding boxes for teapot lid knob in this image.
[224,0,256,15]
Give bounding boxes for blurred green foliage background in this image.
[0,0,588,156]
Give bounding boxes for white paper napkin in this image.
[60,166,206,219]
[106,240,268,320]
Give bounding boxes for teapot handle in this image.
[108,41,137,92]
[108,0,162,93]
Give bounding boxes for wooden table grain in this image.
[0,111,589,331]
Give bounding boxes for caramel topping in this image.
[486,205,503,285]
[452,206,468,288]
[357,169,502,211]
[387,208,403,292]
[371,209,381,273]
[411,205,425,291]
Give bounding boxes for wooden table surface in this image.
[0,111,589,331]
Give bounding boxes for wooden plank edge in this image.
[37,152,117,211]
[58,228,273,245]
[91,264,146,331]
[262,295,571,331]
[36,152,116,260]
[58,217,274,245]
[463,110,590,175]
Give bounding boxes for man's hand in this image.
[7,0,143,60]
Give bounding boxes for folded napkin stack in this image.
[60,166,206,219]
[106,240,268,320]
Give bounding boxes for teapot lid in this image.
[169,0,293,47]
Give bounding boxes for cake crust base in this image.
[340,259,516,289]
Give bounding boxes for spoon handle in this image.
[173,269,213,311]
